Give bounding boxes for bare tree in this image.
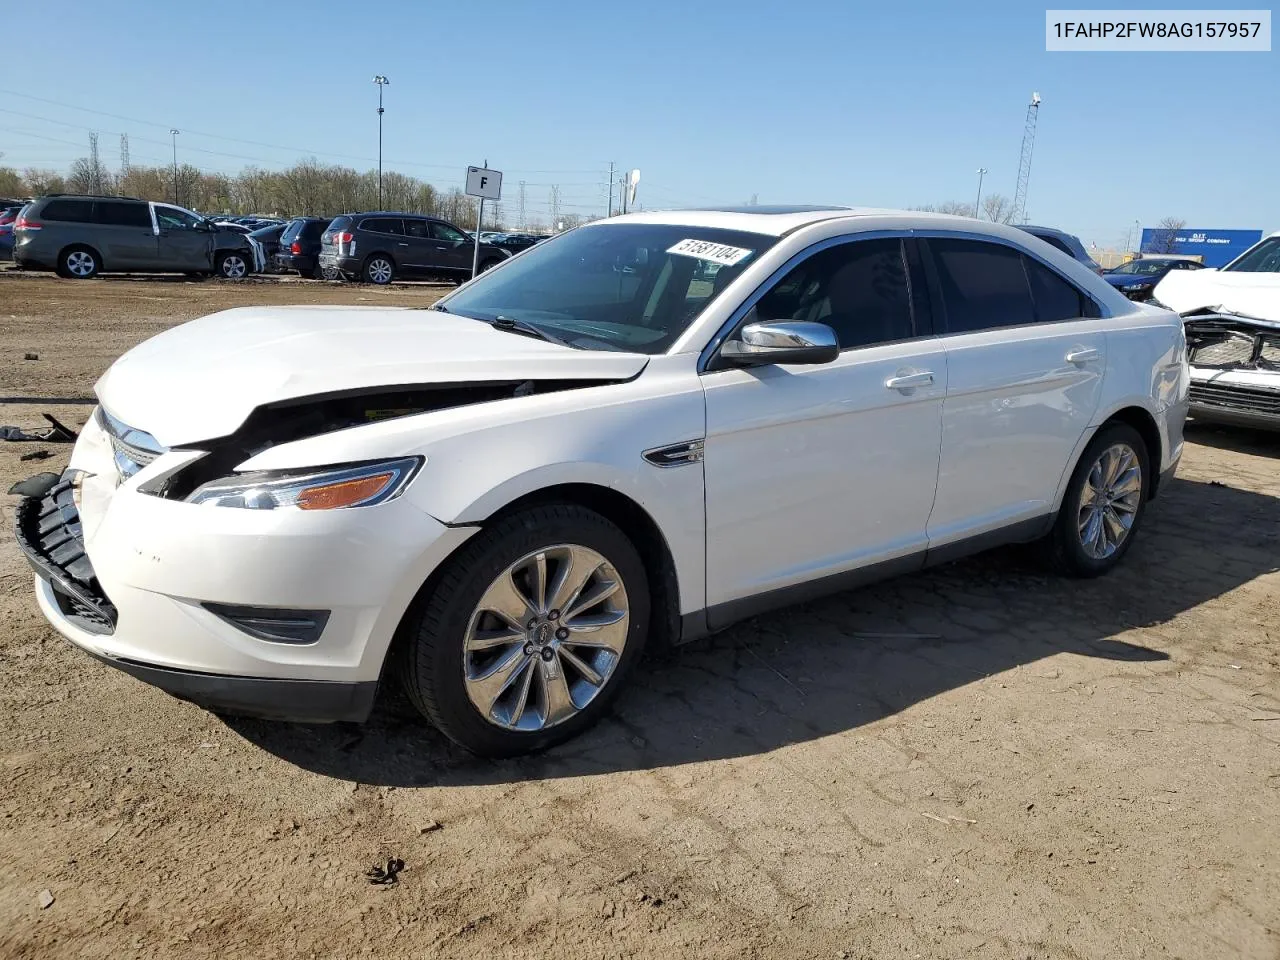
[0,166,25,196]
[981,193,1014,224]
[1147,217,1186,254]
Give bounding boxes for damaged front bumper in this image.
[1184,311,1280,430]
[11,411,477,723]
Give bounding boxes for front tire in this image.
[397,504,650,757]
[1044,422,1150,577]
[363,255,395,285]
[216,251,249,279]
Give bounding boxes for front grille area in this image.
[14,479,118,635]
[1189,382,1280,416]
[1191,338,1254,367]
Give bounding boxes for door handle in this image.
[1066,347,1100,365]
[397,242,409,247]
[885,371,935,391]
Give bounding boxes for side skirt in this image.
[677,514,1053,644]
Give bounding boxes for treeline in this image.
[0,157,576,230]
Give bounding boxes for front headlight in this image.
[186,457,422,510]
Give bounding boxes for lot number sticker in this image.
[666,239,754,266]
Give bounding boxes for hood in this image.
[95,306,649,446]
[1154,268,1280,322]
[1104,272,1158,288]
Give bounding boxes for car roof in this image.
[351,211,437,219]
[598,206,1013,238]
[1019,224,1079,240]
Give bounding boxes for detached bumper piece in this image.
[14,477,118,635]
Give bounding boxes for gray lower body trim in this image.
[1189,403,1280,432]
[678,514,1054,642]
[77,646,377,723]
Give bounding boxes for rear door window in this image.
[1024,257,1088,322]
[403,219,431,239]
[928,238,1036,333]
[95,201,152,228]
[40,199,95,223]
[361,217,403,235]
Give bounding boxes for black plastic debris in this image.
[20,450,51,462]
[365,857,405,885]
[8,473,60,497]
[1,414,78,444]
[23,353,38,361]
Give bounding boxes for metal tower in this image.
[88,132,103,194]
[1011,92,1041,225]
[119,134,130,180]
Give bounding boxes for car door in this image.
[92,200,157,269]
[920,236,1107,548]
[429,220,475,277]
[152,204,214,271]
[359,217,407,272]
[400,218,437,274]
[700,236,946,621]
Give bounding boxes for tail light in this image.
[337,231,354,244]
[14,215,41,231]
[290,241,302,255]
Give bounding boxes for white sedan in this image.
[15,206,1189,755]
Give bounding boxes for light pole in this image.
[974,167,987,219]
[169,129,180,206]
[373,76,389,207]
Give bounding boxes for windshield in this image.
[1109,260,1168,276]
[436,223,778,353]
[1225,237,1280,273]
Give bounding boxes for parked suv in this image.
[12,194,261,279]
[320,212,510,284]
[15,207,1188,757]
[272,216,333,278]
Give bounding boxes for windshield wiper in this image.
[489,315,574,347]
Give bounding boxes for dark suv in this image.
[12,194,260,279]
[272,216,333,278]
[320,212,510,284]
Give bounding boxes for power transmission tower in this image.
[518,180,527,230]
[119,134,130,183]
[549,185,561,231]
[1011,92,1041,225]
[88,132,103,194]
[606,161,615,217]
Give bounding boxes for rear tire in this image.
[59,246,100,279]
[479,257,502,274]
[397,504,650,757]
[363,255,395,285]
[1044,422,1150,578]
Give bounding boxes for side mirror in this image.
[718,319,839,367]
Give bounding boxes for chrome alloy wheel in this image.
[1076,442,1142,560]
[221,254,247,278]
[463,544,629,731]
[367,258,393,284]
[66,250,96,276]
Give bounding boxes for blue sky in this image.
[2,0,1275,247]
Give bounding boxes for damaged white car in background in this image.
[1154,231,1280,430]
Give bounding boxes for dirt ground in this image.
[1,272,1278,960]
